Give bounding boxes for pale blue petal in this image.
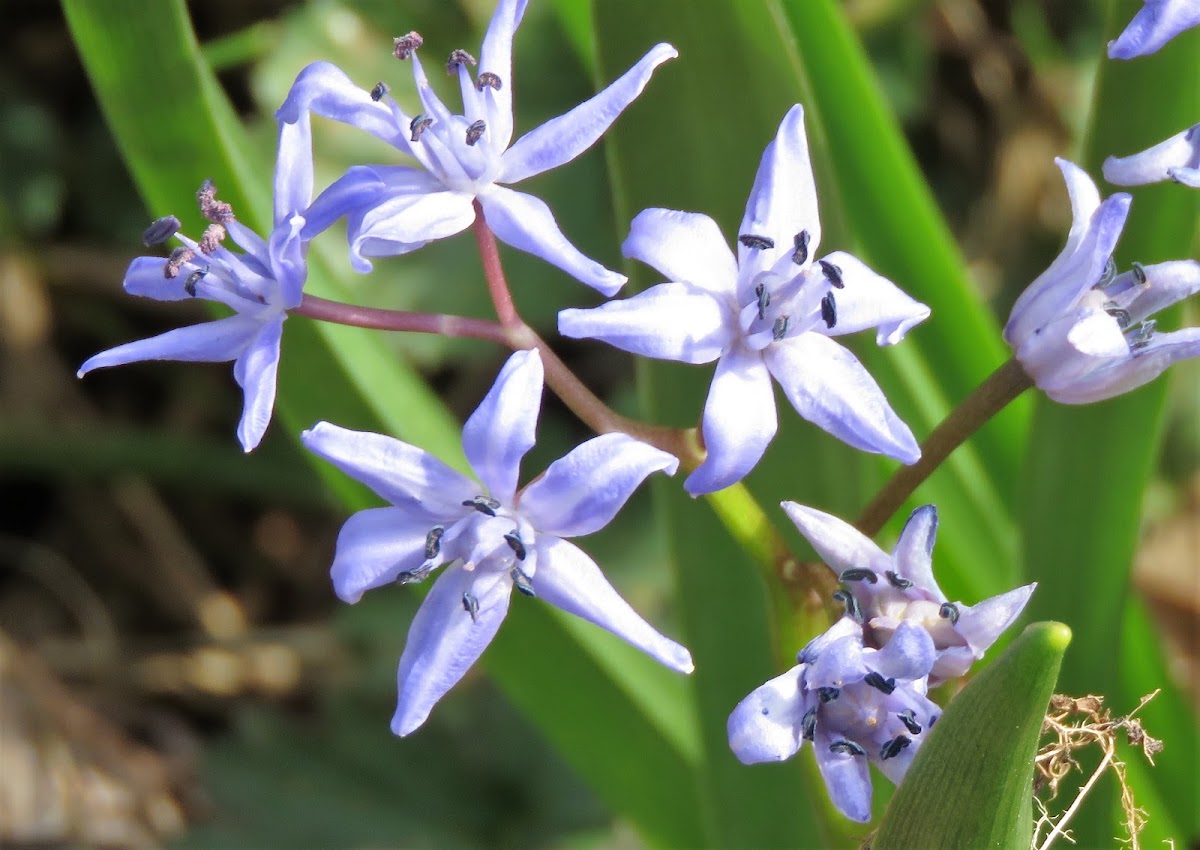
[1103,124,1200,186]
[955,583,1037,656]
[233,314,284,452]
[301,422,478,520]
[815,252,931,345]
[620,208,738,295]
[519,433,678,538]
[868,621,937,682]
[462,349,543,505]
[224,222,271,270]
[780,502,891,576]
[1170,165,1200,187]
[1015,308,1126,393]
[500,43,678,184]
[1108,0,1200,58]
[727,666,810,764]
[392,566,512,736]
[1123,260,1200,324]
[808,635,867,689]
[477,0,530,149]
[1049,327,1200,403]
[814,727,873,823]
[122,256,195,302]
[274,111,314,223]
[531,536,694,673]
[276,61,412,156]
[558,282,735,365]
[738,105,821,291]
[478,187,626,295]
[684,346,776,495]
[767,334,920,464]
[890,505,943,598]
[330,507,431,603]
[77,314,260,376]
[268,212,307,308]
[348,190,476,272]
[302,166,441,241]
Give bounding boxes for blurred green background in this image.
[0,0,1196,847]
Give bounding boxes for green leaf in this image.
[873,621,1071,850]
[61,2,707,845]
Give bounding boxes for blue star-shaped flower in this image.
[303,349,693,736]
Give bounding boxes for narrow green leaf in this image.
[873,621,1071,850]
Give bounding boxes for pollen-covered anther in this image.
[738,233,774,250]
[754,282,770,320]
[476,71,502,91]
[410,113,433,142]
[801,707,818,741]
[1104,304,1133,329]
[1126,320,1156,350]
[462,590,480,622]
[938,602,960,625]
[880,735,911,760]
[772,315,791,340]
[503,529,526,560]
[839,568,877,584]
[792,230,810,265]
[817,686,840,703]
[184,268,206,297]
[818,259,844,289]
[885,570,913,590]
[424,525,445,560]
[463,495,501,517]
[164,246,195,279]
[395,566,431,585]
[143,215,181,246]
[830,739,866,756]
[465,120,487,146]
[510,566,535,596]
[446,49,477,74]
[820,292,838,329]
[370,81,389,102]
[864,671,896,694]
[393,31,424,61]
[1131,261,1148,285]
[199,223,227,254]
[196,179,234,224]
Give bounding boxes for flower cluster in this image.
[728,504,1034,821]
[75,0,1200,830]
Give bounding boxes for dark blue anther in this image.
[424,525,445,560]
[897,709,922,736]
[829,739,866,756]
[370,82,389,102]
[820,292,837,328]
[143,215,181,246]
[1105,304,1133,329]
[818,259,844,289]
[396,566,431,586]
[510,566,535,597]
[864,671,896,695]
[463,495,501,517]
[832,589,863,624]
[503,530,526,560]
[801,707,818,741]
[880,735,911,761]
[410,113,433,142]
[817,686,840,703]
[839,568,878,584]
[886,570,913,590]
[792,230,810,265]
[738,233,774,250]
[939,602,960,625]
[755,282,771,320]
[772,315,791,340]
[465,120,487,146]
[184,268,206,297]
[462,591,480,621]
[1131,261,1147,285]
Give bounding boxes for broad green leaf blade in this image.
[62,2,706,845]
[1023,3,1198,846]
[874,621,1072,850]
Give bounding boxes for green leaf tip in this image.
[870,621,1071,850]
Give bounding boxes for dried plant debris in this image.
[1032,691,1163,850]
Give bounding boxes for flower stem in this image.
[471,200,520,328]
[294,294,509,343]
[855,357,1033,536]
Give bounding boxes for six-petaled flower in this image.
[559,105,929,494]
[302,349,693,735]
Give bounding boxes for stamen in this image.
[424,525,445,560]
[1126,320,1156,350]
[880,735,911,761]
[1104,304,1132,329]
[465,119,487,146]
[196,179,234,224]
[198,223,226,254]
[832,589,863,623]
[184,268,206,297]
[462,590,480,622]
[772,315,791,340]
[410,113,433,142]
[754,282,770,320]
[928,714,939,728]
[792,230,810,265]
[818,259,844,289]
[864,671,896,695]
[510,566,536,596]
[396,566,431,585]
[1131,261,1147,285]
[164,246,195,279]
[738,234,774,250]
[829,740,866,757]
[393,31,424,61]
[801,707,818,741]
[143,215,181,246]
[817,686,839,703]
[476,71,502,91]
[1095,256,1118,289]
[897,709,922,736]
[370,82,389,102]
[820,292,837,329]
[839,568,878,584]
[503,529,526,560]
[463,495,501,517]
[938,602,960,625]
[446,49,477,74]
[885,570,913,590]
